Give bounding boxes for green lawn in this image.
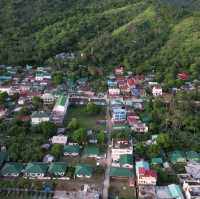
[65,105,106,130]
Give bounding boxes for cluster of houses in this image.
[109,139,134,186]
[108,66,149,132]
[1,63,200,199]
[0,65,107,125]
[107,136,186,199]
[0,143,104,180]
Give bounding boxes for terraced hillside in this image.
[0,0,200,84]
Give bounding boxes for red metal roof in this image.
[127,78,135,87]
[178,72,189,80]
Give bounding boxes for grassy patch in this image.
[65,105,106,130]
[112,6,155,36]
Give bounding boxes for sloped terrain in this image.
[0,0,200,83]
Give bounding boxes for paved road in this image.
[102,100,112,199]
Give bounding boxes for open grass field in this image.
[65,105,106,130]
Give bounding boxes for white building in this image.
[152,86,162,96]
[31,111,50,125]
[108,88,120,95]
[51,135,68,145]
[41,93,55,104]
[18,97,27,105]
[52,95,68,112]
[112,108,126,122]
[0,86,11,95]
[51,95,69,125]
[111,140,133,162]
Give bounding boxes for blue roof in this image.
[168,184,184,198]
[136,160,149,172]
[131,89,140,97]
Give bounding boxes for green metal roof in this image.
[83,146,100,156]
[168,184,184,198]
[56,95,67,106]
[1,162,24,175]
[151,157,163,165]
[170,150,186,164]
[186,151,200,162]
[64,145,80,154]
[75,164,93,176]
[110,167,134,177]
[48,162,67,174]
[24,162,48,174]
[36,71,50,77]
[119,154,133,166]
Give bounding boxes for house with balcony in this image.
[112,108,126,122]
[51,135,68,145]
[152,86,162,96]
[136,160,157,185]
[31,111,50,125]
[111,139,133,162]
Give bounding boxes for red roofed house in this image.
[127,116,139,125]
[108,88,120,96]
[136,160,157,185]
[178,72,189,80]
[115,66,124,75]
[127,116,148,133]
[127,78,135,88]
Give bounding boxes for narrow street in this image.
[102,99,112,199]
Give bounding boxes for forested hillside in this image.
[0,0,200,84]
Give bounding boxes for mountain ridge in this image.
[0,0,200,85]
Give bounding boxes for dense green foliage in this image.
[135,91,200,159]
[0,0,200,82]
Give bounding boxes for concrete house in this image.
[136,160,157,185]
[51,135,68,145]
[41,93,55,104]
[152,86,162,96]
[31,111,50,125]
[112,108,126,122]
[111,140,133,162]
